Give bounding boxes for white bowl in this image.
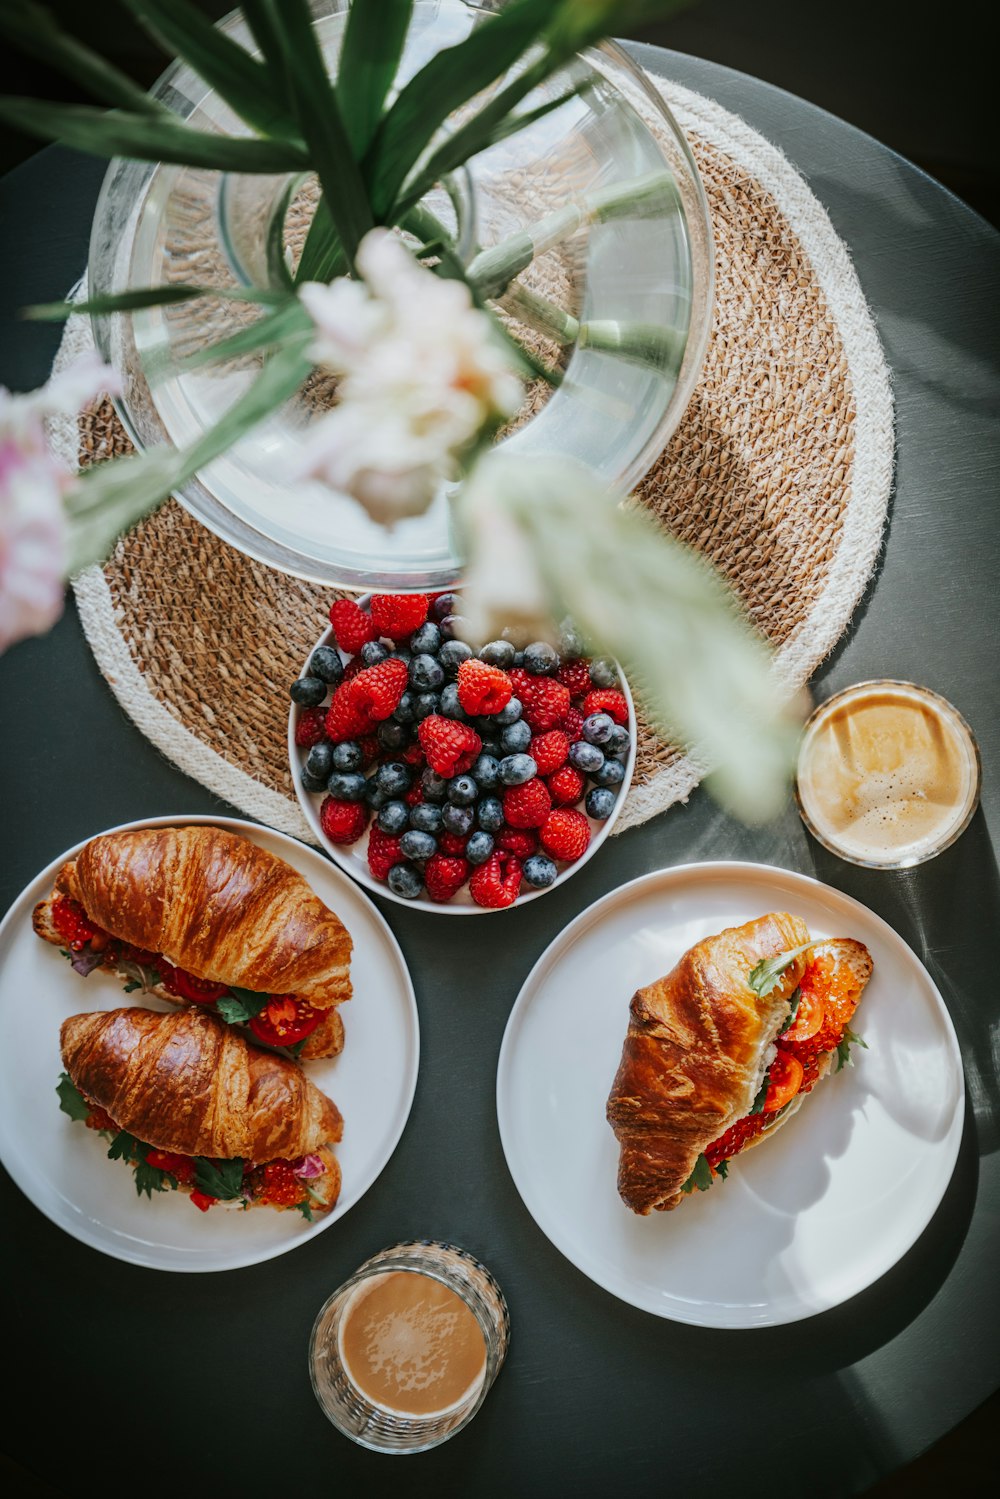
[288,620,636,915]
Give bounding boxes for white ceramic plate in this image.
[496,861,965,1327]
[288,622,637,915]
[0,814,419,1273]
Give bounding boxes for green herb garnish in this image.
[715,1159,729,1180]
[680,1154,715,1194]
[748,943,815,998]
[216,986,269,1026]
[56,1073,90,1122]
[836,1026,869,1072]
[778,987,802,1034]
[749,1072,771,1114]
[193,1157,246,1201]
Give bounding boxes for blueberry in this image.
[439,614,469,643]
[448,774,478,806]
[494,696,523,728]
[523,854,558,888]
[332,740,363,772]
[471,753,501,790]
[438,639,473,677]
[478,736,502,757]
[605,724,630,757]
[500,720,532,754]
[300,768,327,794]
[499,753,537,786]
[360,640,392,666]
[378,720,410,752]
[512,650,525,668]
[414,691,440,721]
[327,771,367,801]
[378,800,411,835]
[466,831,495,865]
[557,617,585,660]
[523,641,559,675]
[304,741,334,779]
[592,757,625,788]
[568,740,604,774]
[388,863,423,899]
[393,690,417,725]
[409,653,445,692]
[421,767,450,802]
[364,779,391,810]
[439,682,468,720]
[586,787,617,820]
[375,761,412,797]
[430,592,460,622]
[582,712,615,745]
[290,676,326,707]
[589,656,618,689]
[409,621,442,655]
[477,796,504,832]
[394,649,412,670]
[400,829,438,862]
[441,803,474,836]
[410,802,443,834]
[308,646,344,685]
[478,639,516,669]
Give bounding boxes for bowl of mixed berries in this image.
[287,591,636,912]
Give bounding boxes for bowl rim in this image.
[287,619,638,915]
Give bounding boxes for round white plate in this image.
[0,814,419,1273]
[496,861,965,1327]
[288,622,637,915]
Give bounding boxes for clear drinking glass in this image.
[794,679,982,869]
[309,1239,510,1453]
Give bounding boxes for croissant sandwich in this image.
[57,1006,343,1217]
[33,825,352,1060]
[605,912,873,1213]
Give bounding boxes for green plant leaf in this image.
[266,0,373,265]
[64,336,312,574]
[0,96,309,173]
[748,945,816,998]
[293,196,348,286]
[56,1073,91,1122]
[119,0,300,141]
[193,1157,246,1201]
[179,299,312,371]
[0,1,167,116]
[680,1153,714,1194]
[23,284,291,322]
[338,0,413,157]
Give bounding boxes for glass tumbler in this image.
[309,1239,510,1453]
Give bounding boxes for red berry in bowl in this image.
[540,807,591,862]
[294,706,326,748]
[503,779,552,829]
[320,796,370,845]
[456,659,513,716]
[330,598,377,653]
[418,715,482,777]
[370,592,429,640]
[470,851,523,909]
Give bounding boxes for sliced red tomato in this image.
[248,995,323,1048]
[157,962,229,1004]
[783,988,825,1043]
[764,1050,804,1112]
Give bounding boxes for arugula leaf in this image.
[749,1072,770,1115]
[295,1199,315,1223]
[778,987,802,1034]
[716,1160,729,1180]
[56,1073,91,1122]
[679,1153,714,1194]
[193,1158,246,1201]
[748,943,816,998]
[836,1026,869,1072]
[217,987,270,1026]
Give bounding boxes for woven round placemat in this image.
[50,76,894,845]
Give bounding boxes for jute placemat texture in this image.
[49,77,894,844]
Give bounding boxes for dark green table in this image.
[1,45,998,1499]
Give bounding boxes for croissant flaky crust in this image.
[50,825,352,1009]
[606,912,812,1215]
[60,1006,343,1161]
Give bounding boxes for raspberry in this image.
[368,827,404,880]
[370,592,429,640]
[540,807,591,862]
[456,659,512,716]
[521,678,571,733]
[325,683,376,743]
[329,598,377,654]
[342,656,365,679]
[404,782,424,806]
[496,826,538,858]
[547,765,586,805]
[294,706,327,748]
[561,707,584,741]
[347,657,408,721]
[401,741,426,766]
[424,854,470,903]
[503,779,552,829]
[530,730,569,775]
[469,851,523,909]
[582,688,628,725]
[320,796,370,845]
[557,659,592,697]
[418,715,482,777]
[438,830,469,856]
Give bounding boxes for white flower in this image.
[296,229,522,524]
[455,451,555,647]
[0,353,118,653]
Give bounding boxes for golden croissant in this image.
[34,824,352,1059]
[605,912,873,1213]
[59,1006,343,1216]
